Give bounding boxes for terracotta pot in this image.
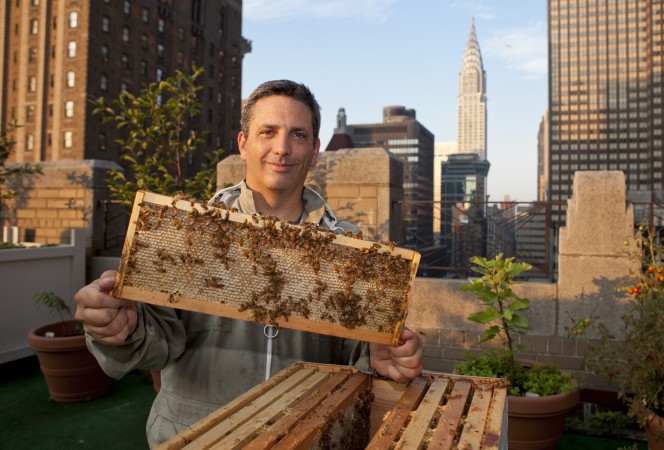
[646,413,664,450]
[507,385,580,450]
[28,319,112,403]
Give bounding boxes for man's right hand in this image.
[74,270,138,345]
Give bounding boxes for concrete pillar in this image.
[557,171,637,337]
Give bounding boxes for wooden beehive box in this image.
[159,363,509,450]
[114,191,420,345]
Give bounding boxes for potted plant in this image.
[570,222,664,449]
[28,291,112,402]
[455,254,579,450]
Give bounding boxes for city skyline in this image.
[242,0,548,202]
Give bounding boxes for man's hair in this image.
[241,80,321,140]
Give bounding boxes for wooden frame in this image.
[160,363,509,450]
[113,191,420,345]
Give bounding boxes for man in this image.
[75,80,423,446]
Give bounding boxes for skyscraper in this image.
[456,18,487,160]
[1,0,250,170]
[327,106,435,249]
[548,0,664,223]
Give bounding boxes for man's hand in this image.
[74,270,138,345]
[370,327,423,383]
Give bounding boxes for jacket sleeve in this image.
[85,303,187,379]
[344,339,377,377]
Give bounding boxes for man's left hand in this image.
[370,327,423,383]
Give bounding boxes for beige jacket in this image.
[86,182,373,448]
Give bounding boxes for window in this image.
[29,47,37,63]
[122,27,130,42]
[101,44,109,61]
[26,105,35,122]
[28,76,36,92]
[65,100,74,117]
[140,60,147,75]
[68,11,78,28]
[124,0,131,15]
[100,133,107,152]
[31,19,39,34]
[100,74,108,91]
[141,8,149,22]
[156,68,163,82]
[121,53,129,69]
[66,71,75,87]
[64,131,73,148]
[67,41,76,57]
[141,34,148,49]
[157,43,164,57]
[32,0,40,5]
[158,19,164,34]
[102,16,110,32]
[26,134,34,151]
[120,82,128,93]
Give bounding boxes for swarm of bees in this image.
[115,192,419,339]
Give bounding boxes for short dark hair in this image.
[241,80,321,140]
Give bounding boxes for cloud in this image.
[245,0,404,23]
[482,21,548,79]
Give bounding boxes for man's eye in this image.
[260,130,274,136]
[293,132,307,139]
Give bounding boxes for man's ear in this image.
[238,131,247,161]
[310,138,321,167]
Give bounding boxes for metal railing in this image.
[400,199,664,280]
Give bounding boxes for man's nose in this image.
[272,133,291,156]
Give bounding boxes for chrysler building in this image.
[456,18,487,160]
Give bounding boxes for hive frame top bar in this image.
[114,191,421,346]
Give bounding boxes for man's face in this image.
[238,95,320,197]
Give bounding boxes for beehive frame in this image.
[113,191,420,345]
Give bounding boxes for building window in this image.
[124,0,131,15]
[28,76,36,92]
[29,47,37,63]
[141,34,148,49]
[101,44,109,61]
[26,134,34,151]
[122,27,130,42]
[102,16,110,32]
[100,133,107,152]
[177,51,184,65]
[122,53,129,70]
[32,0,40,5]
[65,100,74,117]
[120,82,128,93]
[31,19,39,34]
[141,8,149,23]
[67,41,76,57]
[68,11,78,28]
[100,74,108,91]
[158,19,165,34]
[26,105,35,122]
[64,131,73,148]
[66,71,75,87]
[140,60,147,76]
[156,68,163,82]
[157,43,164,57]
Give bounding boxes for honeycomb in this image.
[114,191,420,345]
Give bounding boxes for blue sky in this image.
[242,0,548,202]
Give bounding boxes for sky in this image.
[241,0,548,202]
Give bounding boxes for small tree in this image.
[92,66,223,208]
[0,122,43,226]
